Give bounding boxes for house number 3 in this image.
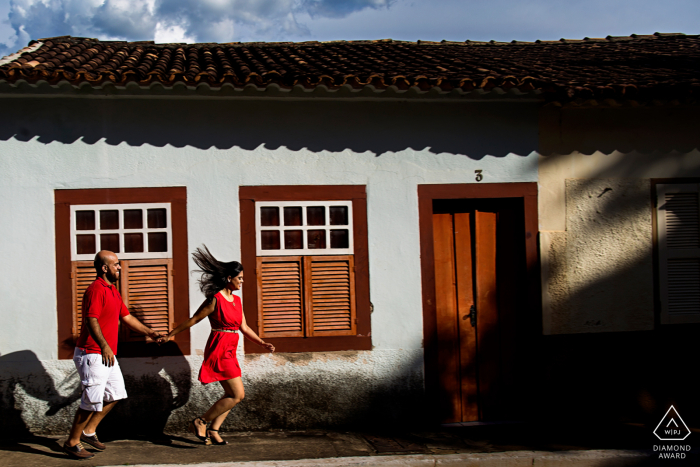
[475,170,483,182]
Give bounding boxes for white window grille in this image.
[70,203,173,261]
[255,201,353,256]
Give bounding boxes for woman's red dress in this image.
[198,291,242,384]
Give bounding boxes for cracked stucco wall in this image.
[543,178,654,334]
[538,106,700,334]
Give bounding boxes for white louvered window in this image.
[656,184,700,324]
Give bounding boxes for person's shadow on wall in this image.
[0,350,81,458]
[0,344,195,459]
[96,340,195,446]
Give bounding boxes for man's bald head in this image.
[94,251,122,286]
[94,250,117,273]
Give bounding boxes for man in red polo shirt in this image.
[63,250,163,459]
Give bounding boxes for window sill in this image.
[245,335,371,354]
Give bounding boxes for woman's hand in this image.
[157,333,173,345]
[260,341,275,353]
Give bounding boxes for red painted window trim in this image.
[239,185,371,353]
[55,187,190,359]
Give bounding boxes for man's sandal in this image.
[207,429,228,445]
[188,417,211,445]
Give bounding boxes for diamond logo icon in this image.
[654,405,691,441]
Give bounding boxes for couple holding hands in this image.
[64,246,274,459]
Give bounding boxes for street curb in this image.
[107,449,652,467]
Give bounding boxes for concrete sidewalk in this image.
[105,450,653,467]
[0,423,688,466]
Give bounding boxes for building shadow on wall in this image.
[0,97,538,158]
[226,351,427,433]
[0,350,80,458]
[536,131,700,431]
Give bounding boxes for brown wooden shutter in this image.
[257,257,304,337]
[657,184,700,324]
[71,261,97,340]
[304,255,356,336]
[120,259,174,341]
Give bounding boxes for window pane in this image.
[330,206,349,225]
[124,233,144,253]
[123,209,143,229]
[76,235,96,254]
[330,229,349,248]
[100,210,119,230]
[148,232,168,252]
[306,206,325,226]
[260,207,280,226]
[284,230,303,249]
[283,207,303,226]
[147,208,167,229]
[261,231,280,250]
[307,230,326,249]
[100,234,120,253]
[76,211,95,230]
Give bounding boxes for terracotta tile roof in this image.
[1,34,699,101]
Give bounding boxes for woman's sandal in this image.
[189,417,212,445]
[207,429,228,445]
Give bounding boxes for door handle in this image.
[464,305,477,327]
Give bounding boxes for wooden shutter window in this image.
[657,184,700,324]
[121,259,174,341]
[71,261,97,339]
[257,257,304,337]
[305,255,356,336]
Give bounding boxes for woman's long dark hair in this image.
[192,245,244,301]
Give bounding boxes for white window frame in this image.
[255,201,354,256]
[70,203,173,261]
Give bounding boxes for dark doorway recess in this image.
[418,184,539,424]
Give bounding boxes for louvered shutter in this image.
[657,184,700,324]
[120,259,174,341]
[71,261,97,339]
[304,255,356,336]
[257,257,304,337]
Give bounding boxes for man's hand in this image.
[145,330,164,344]
[101,345,115,367]
[157,333,174,345]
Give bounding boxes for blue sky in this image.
[1,0,699,58]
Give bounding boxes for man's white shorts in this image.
[73,347,128,411]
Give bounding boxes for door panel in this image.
[432,213,461,423]
[454,213,479,421]
[431,199,525,423]
[474,210,500,420]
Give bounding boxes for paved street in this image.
[1,422,689,466]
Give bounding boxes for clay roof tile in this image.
[1,34,699,100]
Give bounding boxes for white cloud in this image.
[0,0,391,55]
[1,0,699,58]
[154,21,194,43]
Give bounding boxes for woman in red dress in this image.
[161,246,274,445]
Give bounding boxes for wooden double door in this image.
[432,199,524,423]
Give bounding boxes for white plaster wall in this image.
[0,96,539,359]
[0,95,538,432]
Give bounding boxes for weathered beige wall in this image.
[539,105,700,334]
